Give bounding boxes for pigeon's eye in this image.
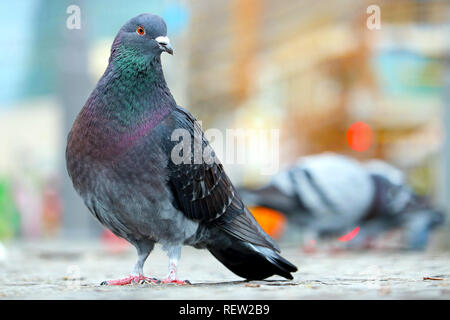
[136,26,145,36]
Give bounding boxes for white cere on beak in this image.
[155,36,170,46]
[155,36,173,55]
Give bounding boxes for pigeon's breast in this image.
[67,130,198,244]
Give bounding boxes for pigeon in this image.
[66,13,297,285]
[241,153,374,233]
[240,153,444,250]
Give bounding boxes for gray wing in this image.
[160,106,280,251]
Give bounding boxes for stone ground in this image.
[0,240,449,299]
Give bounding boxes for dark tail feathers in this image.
[208,238,297,280]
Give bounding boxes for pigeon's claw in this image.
[161,255,190,285]
[161,278,191,285]
[100,275,161,286]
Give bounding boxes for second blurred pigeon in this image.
[241,153,444,250]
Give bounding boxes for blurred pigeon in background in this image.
[66,13,296,285]
[241,153,444,250]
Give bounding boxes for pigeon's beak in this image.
[155,36,173,55]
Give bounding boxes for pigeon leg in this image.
[101,241,160,285]
[162,246,190,285]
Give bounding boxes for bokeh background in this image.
[0,0,449,250]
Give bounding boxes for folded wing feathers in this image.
[167,107,279,250]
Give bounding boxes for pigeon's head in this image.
[113,13,173,61]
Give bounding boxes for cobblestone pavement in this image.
[0,240,449,299]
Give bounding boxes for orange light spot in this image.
[346,122,373,152]
[249,206,286,239]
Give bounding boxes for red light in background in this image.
[338,226,360,242]
[346,122,373,152]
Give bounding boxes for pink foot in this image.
[161,278,191,285]
[100,275,160,286]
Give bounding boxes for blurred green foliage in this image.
[0,178,21,239]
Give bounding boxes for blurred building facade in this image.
[0,0,449,243]
[186,0,449,197]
